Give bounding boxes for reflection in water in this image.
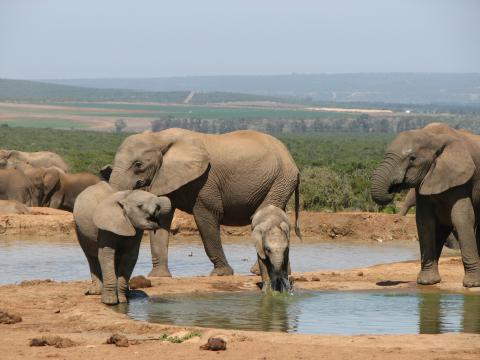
[118,291,480,335]
[418,293,480,334]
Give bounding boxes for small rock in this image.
[0,310,22,324]
[106,334,129,347]
[357,271,364,277]
[54,309,60,314]
[311,276,320,281]
[200,337,227,351]
[294,276,308,282]
[129,275,151,290]
[30,336,77,348]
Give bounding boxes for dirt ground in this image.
[0,209,418,243]
[0,258,479,360]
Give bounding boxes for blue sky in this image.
[1,0,479,79]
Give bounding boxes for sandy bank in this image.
[0,258,479,360]
[0,209,417,243]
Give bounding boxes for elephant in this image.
[371,122,480,287]
[73,181,172,305]
[109,128,301,277]
[13,164,99,211]
[0,149,69,171]
[0,200,30,214]
[0,168,37,206]
[400,188,459,250]
[252,205,291,292]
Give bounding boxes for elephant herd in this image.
[2,123,480,306]
[0,149,99,211]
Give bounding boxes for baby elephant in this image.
[73,182,171,305]
[252,205,291,292]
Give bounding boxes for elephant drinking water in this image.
[109,128,301,277]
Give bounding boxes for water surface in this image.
[0,237,419,284]
[119,290,480,335]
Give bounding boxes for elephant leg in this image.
[416,199,441,285]
[148,208,174,277]
[85,255,102,295]
[117,239,141,303]
[451,198,480,287]
[98,235,118,305]
[258,256,271,291]
[193,206,233,276]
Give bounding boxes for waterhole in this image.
[0,237,419,284]
[117,290,480,335]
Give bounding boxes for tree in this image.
[115,119,127,133]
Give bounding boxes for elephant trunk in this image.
[371,153,402,206]
[154,196,172,220]
[269,254,290,292]
[109,166,131,191]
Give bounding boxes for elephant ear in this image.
[419,140,475,195]
[280,221,291,241]
[252,228,266,260]
[93,192,136,237]
[149,134,210,195]
[43,167,61,195]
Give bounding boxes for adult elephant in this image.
[41,167,100,211]
[0,149,69,171]
[109,128,301,277]
[371,123,480,287]
[0,168,37,206]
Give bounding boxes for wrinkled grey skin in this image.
[74,182,171,305]
[16,164,100,212]
[0,149,69,171]
[400,188,459,250]
[252,205,291,292]
[371,123,480,287]
[109,128,301,278]
[0,199,30,214]
[0,168,37,206]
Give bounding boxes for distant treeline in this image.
[151,114,480,134]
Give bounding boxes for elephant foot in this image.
[210,264,234,276]
[101,292,119,305]
[463,270,480,288]
[417,269,441,285]
[117,294,128,303]
[250,261,260,275]
[84,283,102,296]
[148,267,172,278]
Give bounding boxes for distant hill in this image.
[45,73,480,105]
[0,79,282,104]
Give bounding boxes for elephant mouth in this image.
[135,178,151,189]
[388,182,407,194]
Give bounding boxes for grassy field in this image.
[0,127,393,212]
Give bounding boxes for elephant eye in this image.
[134,161,143,168]
[137,202,143,208]
[409,155,416,162]
[265,246,271,253]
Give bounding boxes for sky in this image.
[0,0,479,79]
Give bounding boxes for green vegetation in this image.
[0,127,395,212]
[0,118,88,129]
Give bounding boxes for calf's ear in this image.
[252,228,266,260]
[93,193,136,236]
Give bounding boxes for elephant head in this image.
[93,190,172,236]
[109,129,210,195]
[371,123,475,205]
[252,205,291,292]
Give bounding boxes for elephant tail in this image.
[294,172,302,240]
